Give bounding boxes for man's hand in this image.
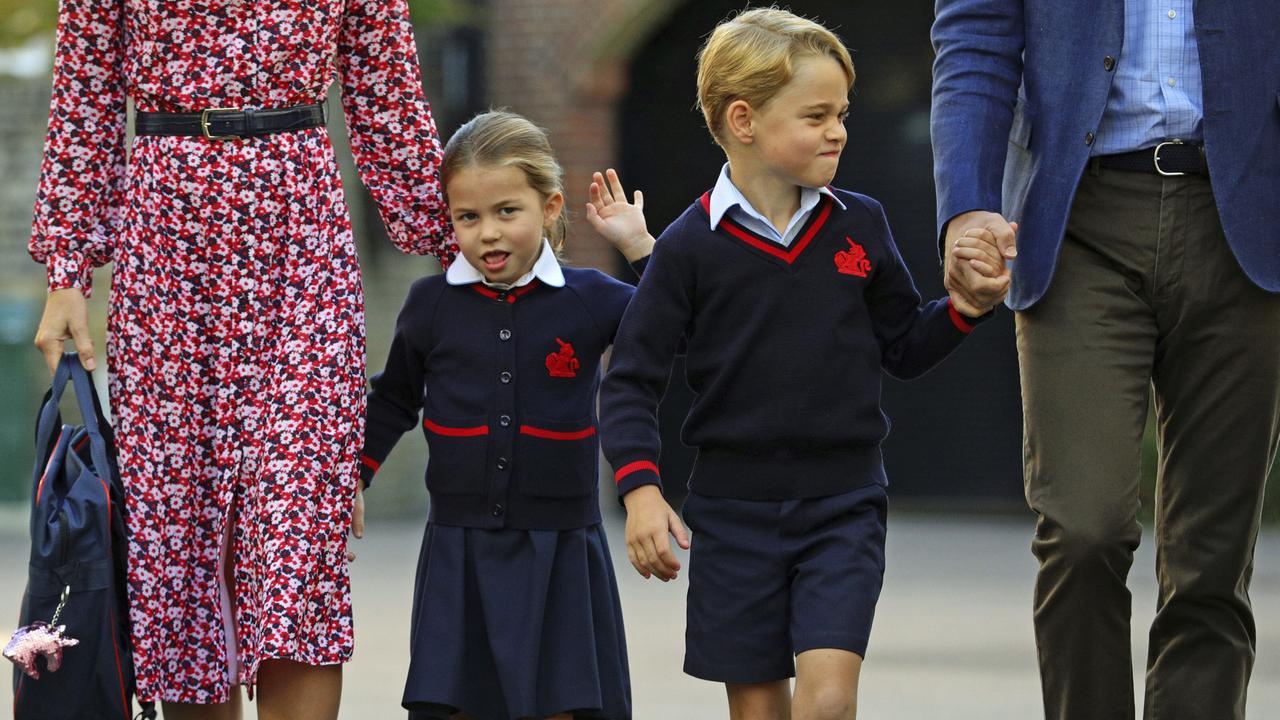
[944,210,1017,316]
[34,288,95,375]
[621,484,690,581]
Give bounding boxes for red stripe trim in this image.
[100,478,111,532]
[109,610,128,719]
[360,455,381,472]
[423,418,490,437]
[947,299,976,334]
[614,460,660,484]
[74,435,89,453]
[35,433,68,504]
[470,278,541,303]
[519,424,596,441]
[700,191,833,265]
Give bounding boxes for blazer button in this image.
[499,371,512,384]
[499,415,511,427]
[499,329,512,341]
[1103,55,1115,71]
[1085,131,1095,146]
[497,457,509,470]
[492,503,504,517]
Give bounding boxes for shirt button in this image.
[1085,131,1095,146]
[492,504,504,517]
[499,329,512,341]
[497,457,509,470]
[499,371,512,384]
[499,415,511,427]
[1103,55,1115,71]
[497,292,508,303]
[1167,77,1176,87]
[1168,9,1176,19]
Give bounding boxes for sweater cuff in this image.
[358,454,381,490]
[44,250,95,297]
[627,254,650,279]
[614,459,662,499]
[946,298,994,334]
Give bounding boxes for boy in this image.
[600,8,1008,720]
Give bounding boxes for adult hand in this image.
[621,484,690,581]
[34,288,95,375]
[944,210,1017,316]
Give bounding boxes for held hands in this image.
[585,168,655,262]
[621,485,690,582]
[944,210,1018,317]
[34,288,95,375]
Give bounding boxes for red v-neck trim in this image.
[470,278,542,302]
[698,191,834,265]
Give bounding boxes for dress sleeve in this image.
[336,0,457,265]
[28,0,128,297]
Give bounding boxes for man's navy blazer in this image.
[931,0,1279,309]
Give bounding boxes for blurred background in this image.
[0,1,1277,716]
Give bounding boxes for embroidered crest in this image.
[545,338,580,378]
[834,237,872,277]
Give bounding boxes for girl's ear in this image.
[725,99,755,145]
[542,190,565,229]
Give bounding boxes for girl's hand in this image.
[621,485,690,581]
[586,168,654,262]
[34,288,95,375]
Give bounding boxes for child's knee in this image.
[793,680,856,720]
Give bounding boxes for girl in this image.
[359,110,658,720]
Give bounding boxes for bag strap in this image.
[33,354,114,490]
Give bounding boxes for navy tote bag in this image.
[9,354,154,719]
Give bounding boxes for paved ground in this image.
[3,510,1278,718]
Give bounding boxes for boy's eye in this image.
[838,110,850,122]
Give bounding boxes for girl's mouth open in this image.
[482,251,510,272]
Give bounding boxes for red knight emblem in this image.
[545,338,580,378]
[834,237,872,277]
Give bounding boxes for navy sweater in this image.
[362,267,636,530]
[600,188,988,501]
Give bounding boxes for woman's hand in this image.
[34,288,95,374]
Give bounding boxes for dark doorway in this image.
[617,1,1023,508]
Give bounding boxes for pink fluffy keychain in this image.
[4,585,79,679]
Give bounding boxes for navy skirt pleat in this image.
[403,522,631,720]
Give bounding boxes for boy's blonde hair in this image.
[441,110,569,252]
[696,7,855,146]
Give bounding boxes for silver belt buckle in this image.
[1153,140,1186,177]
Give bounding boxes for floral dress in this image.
[27,0,455,704]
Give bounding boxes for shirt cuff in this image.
[44,250,95,297]
[614,459,662,500]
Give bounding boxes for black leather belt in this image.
[134,103,326,140]
[1095,140,1208,177]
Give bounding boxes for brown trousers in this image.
[1017,165,1280,720]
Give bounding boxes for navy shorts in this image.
[681,483,888,683]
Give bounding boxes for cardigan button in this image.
[499,371,512,384]
[497,457,509,470]
[499,329,512,341]
[492,504,504,517]
[499,415,511,427]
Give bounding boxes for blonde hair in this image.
[696,7,855,146]
[441,110,569,252]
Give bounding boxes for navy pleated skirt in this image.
[403,522,631,720]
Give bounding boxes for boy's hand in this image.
[944,211,1016,316]
[347,485,365,563]
[586,168,654,262]
[948,222,1018,316]
[621,484,690,581]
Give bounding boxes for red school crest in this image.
[545,338,580,378]
[834,237,872,277]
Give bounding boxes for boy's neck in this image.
[724,154,803,236]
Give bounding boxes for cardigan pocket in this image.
[423,414,490,496]
[515,416,599,499]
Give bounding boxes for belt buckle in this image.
[1153,140,1186,177]
[200,108,241,141]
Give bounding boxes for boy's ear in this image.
[725,99,755,145]
[543,191,565,227]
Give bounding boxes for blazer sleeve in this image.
[28,0,128,296]
[337,0,457,265]
[930,0,1026,249]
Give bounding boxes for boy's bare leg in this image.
[727,680,792,720]
[793,649,861,720]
